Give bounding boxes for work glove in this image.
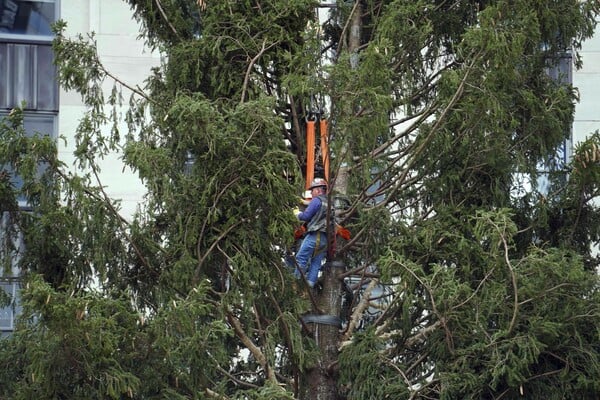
[298,196,310,206]
[292,207,301,217]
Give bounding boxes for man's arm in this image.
[297,197,321,222]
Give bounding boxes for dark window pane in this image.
[0,112,55,206]
[0,43,7,108]
[36,43,56,110]
[0,281,17,331]
[0,42,57,111]
[0,0,55,36]
[12,43,34,107]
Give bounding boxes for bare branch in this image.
[342,279,379,341]
[154,0,179,38]
[226,311,279,385]
[240,40,278,104]
[205,388,230,399]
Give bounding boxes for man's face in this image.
[311,187,323,196]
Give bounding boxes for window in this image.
[0,111,55,208]
[0,1,57,335]
[0,1,58,208]
[0,279,21,335]
[0,42,58,111]
[0,211,25,336]
[536,51,573,194]
[0,0,57,37]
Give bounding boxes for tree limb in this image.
[226,311,279,385]
[341,278,378,341]
[240,39,278,104]
[154,0,179,38]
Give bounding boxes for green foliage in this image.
[339,329,411,399]
[1,0,600,399]
[366,210,600,399]
[0,275,142,399]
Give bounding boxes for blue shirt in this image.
[298,197,322,222]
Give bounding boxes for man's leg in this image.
[305,232,326,287]
[294,232,316,280]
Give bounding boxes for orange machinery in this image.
[304,118,329,191]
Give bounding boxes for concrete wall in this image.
[573,20,600,258]
[573,19,600,144]
[58,0,160,219]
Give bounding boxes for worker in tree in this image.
[292,178,329,288]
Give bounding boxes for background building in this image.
[59,0,160,217]
[0,0,159,336]
[574,23,600,144]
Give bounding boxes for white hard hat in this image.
[308,178,327,190]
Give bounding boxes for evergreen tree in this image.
[1,1,600,399]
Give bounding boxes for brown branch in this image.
[335,0,361,59]
[405,320,442,348]
[240,40,278,104]
[379,50,483,207]
[101,67,157,106]
[154,0,179,38]
[57,162,156,278]
[196,176,240,264]
[205,351,259,390]
[341,279,379,341]
[485,213,519,335]
[226,311,279,385]
[205,388,230,399]
[268,290,298,392]
[194,220,243,283]
[396,260,454,350]
[452,266,496,310]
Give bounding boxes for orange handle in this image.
[305,120,315,190]
[320,119,329,183]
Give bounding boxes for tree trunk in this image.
[301,261,345,400]
[303,2,362,399]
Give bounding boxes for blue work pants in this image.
[294,231,327,287]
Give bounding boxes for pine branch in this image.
[205,351,259,390]
[267,290,299,388]
[341,278,378,341]
[452,266,497,310]
[240,39,278,104]
[226,311,279,385]
[54,165,156,279]
[101,66,157,106]
[396,259,455,350]
[405,320,442,348]
[194,220,243,283]
[89,160,156,275]
[374,319,442,346]
[197,176,240,260]
[335,0,361,59]
[205,388,230,399]
[380,50,483,206]
[153,0,179,38]
[486,213,520,335]
[407,376,440,400]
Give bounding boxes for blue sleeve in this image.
[298,197,321,222]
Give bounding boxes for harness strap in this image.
[312,232,327,257]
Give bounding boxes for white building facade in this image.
[574,20,600,145]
